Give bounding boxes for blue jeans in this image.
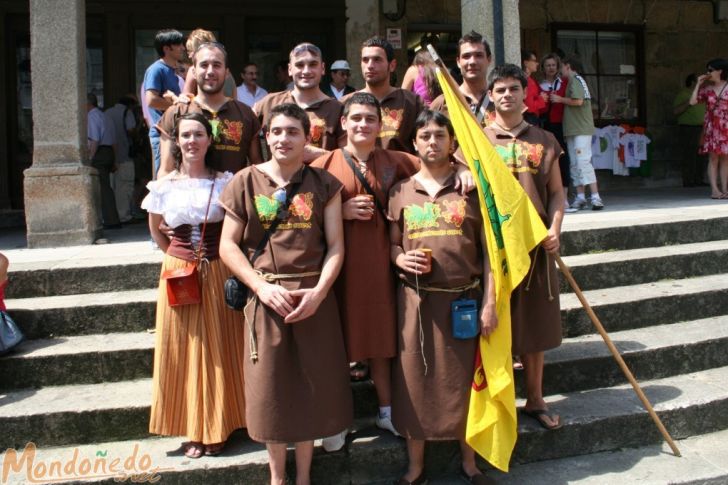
[149,135,161,179]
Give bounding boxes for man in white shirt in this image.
[236,62,268,107]
[87,93,121,228]
[321,59,355,100]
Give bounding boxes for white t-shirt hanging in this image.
[591,127,614,170]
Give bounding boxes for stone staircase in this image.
[2,198,728,484]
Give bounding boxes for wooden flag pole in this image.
[554,254,681,457]
[425,43,682,458]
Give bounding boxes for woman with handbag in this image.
[142,112,246,459]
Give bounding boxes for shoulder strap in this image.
[249,165,309,265]
[195,177,217,264]
[341,149,388,221]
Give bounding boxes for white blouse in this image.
[141,171,233,228]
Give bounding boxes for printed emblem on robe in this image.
[254,192,314,230]
[494,140,544,174]
[379,107,403,139]
[212,119,244,152]
[309,117,326,147]
[404,199,466,239]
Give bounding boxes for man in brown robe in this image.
[311,92,420,445]
[219,103,352,484]
[430,31,494,129]
[342,37,423,153]
[255,43,345,157]
[484,64,565,430]
[389,109,496,484]
[157,42,263,177]
[312,93,475,450]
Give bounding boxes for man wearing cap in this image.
[322,60,356,100]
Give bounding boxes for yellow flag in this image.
[435,68,548,472]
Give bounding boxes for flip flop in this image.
[183,441,204,459]
[204,442,225,456]
[460,468,496,484]
[521,408,562,430]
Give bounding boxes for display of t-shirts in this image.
[591,125,629,175]
[620,133,651,168]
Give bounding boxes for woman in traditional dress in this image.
[143,112,246,458]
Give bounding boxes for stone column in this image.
[345,0,380,89]
[462,0,521,66]
[24,0,101,248]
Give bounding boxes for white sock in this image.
[576,193,586,201]
[379,406,391,419]
[591,192,601,200]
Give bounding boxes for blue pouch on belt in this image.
[451,298,479,339]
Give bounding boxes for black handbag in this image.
[0,311,24,355]
[224,167,309,310]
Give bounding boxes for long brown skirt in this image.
[392,284,480,440]
[149,254,247,444]
[243,275,353,443]
[511,247,562,355]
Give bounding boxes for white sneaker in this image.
[565,198,587,213]
[375,415,401,437]
[321,429,347,452]
[591,196,604,210]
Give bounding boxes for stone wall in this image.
[520,0,728,188]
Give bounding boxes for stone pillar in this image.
[462,0,521,66]
[345,0,380,89]
[24,0,101,248]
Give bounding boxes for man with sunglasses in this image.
[156,42,263,178]
[322,60,356,100]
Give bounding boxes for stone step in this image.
[559,211,728,256]
[3,315,727,407]
[8,271,728,341]
[536,315,728,396]
[6,254,161,299]
[560,273,728,337]
[2,366,727,483]
[0,332,154,391]
[559,239,728,292]
[5,289,157,339]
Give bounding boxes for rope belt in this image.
[243,270,322,362]
[405,275,481,376]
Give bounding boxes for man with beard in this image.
[430,31,494,128]
[342,37,423,153]
[157,42,262,177]
[255,43,344,154]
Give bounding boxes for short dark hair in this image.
[172,112,213,168]
[707,58,728,80]
[457,30,492,59]
[193,42,228,67]
[414,109,454,139]
[361,37,395,63]
[343,92,381,121]
[562,56,584,74]
[154,29,184,57]
[242,62,258,72]
[521,49,537,64]
[268,103,310,137]
[487,64,528,91]
[118,94,138,107]
[87,93,98,107]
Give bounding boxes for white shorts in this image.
[566,135,597,187]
